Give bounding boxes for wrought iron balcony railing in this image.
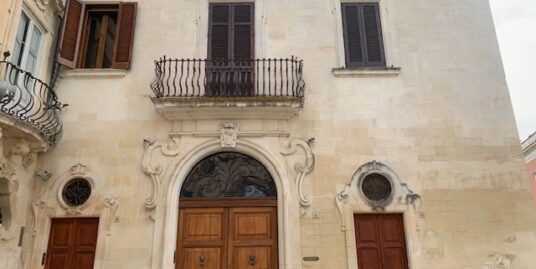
[150,57,305,101]
[0,60,63,145]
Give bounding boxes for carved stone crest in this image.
[69,163,88,176]
[219,123,239,148]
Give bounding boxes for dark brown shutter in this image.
[112,2,137,69]
[362,4,385,67]
[342,4,364,68]
[208,4,254,60]
[57,0,85,68]
[341,3,385,68]
[233,4,254,60]
[209,5,230,60]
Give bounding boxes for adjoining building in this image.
[522,132,536,205]
[1,0,535,269]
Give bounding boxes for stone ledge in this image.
[332,67,401,77]
[60,69,128,78]
[151,96,303,120]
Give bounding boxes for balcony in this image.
[0,60,63,147]
[150,57,305,120]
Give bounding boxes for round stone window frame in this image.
[57,173,96,211]
[357,171,395,209]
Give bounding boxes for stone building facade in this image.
[0,0,535,269]
[521,133,536,205]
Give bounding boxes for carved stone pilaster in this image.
[141,135,181,220]
[280,137,315,210]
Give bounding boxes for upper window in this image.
[12,11,43,76]
[57,0,137,69]
[208,3,254,60]
[341,3,385,68]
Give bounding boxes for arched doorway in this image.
[176,152,278,269]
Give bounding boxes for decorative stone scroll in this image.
[104,196,119,235]
[141,135,181,220]
[280,138,315,208]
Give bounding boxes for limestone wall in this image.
[14,0,536,269]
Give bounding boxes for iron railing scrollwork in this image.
[150,57,305,101]
[0,60,63,145]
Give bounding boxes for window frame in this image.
[341,2,386,68]
[12,9,44,76]
[78,4,120,69]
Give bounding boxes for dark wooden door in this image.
[354,214,409,269]
[176,199,277,269]
[45,218,99,269]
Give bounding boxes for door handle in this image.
[199,255,206,266]
[249,255,256,266]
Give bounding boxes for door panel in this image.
[182,208,225,242]
[45,218,99,269]
[233,210,272,240]
[354,214,408,269]
[183,248,222,269]
[234,247,270,269]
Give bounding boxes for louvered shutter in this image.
[342,3,385,68]
[209,5,230,60]
[342,4,364,68]
[232,4,253,60]
[362,4,385,67]
[209,4,253,60]
[57,0,85,68]
[112,2,137,69]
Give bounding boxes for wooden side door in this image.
[176,208,228,269]
[354,214,408,269]
[45,218,99,269]
[228,207,277,269]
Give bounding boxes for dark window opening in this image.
[81,8,118,68]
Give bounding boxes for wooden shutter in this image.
[208,4,254,60]
[362,4,385,67]
[209,5,230,60]
[232,4,254,60]
[112,2,137,69]
[341,4,385,68]
[57,0,85,68]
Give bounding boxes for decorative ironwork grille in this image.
[361,173,392,203]
[62,178,92,207]
[180,152,276,198]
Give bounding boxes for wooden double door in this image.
[354,214,409,269]
[176,198,278,269]
[44,218,99,269]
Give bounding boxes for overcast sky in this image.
[489,0,536,141]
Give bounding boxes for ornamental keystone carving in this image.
[219,123,239,148]
[141,135,181,220]
[280,137,315,209]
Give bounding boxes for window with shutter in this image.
[207,3,254,96]
[56,1,137,69]
[342,3,385,68]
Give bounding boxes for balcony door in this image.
[208,3,254,96]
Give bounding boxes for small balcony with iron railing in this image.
[0,53,63,147]
[150,57,305,120]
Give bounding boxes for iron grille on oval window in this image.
[361,173,393,205]
[180,152,277,198]
[62,178,92,207]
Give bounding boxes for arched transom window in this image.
[180,152,277,198]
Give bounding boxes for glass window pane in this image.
[12,13,30,66]
[103,13,117,68]
[84,14,104,68]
